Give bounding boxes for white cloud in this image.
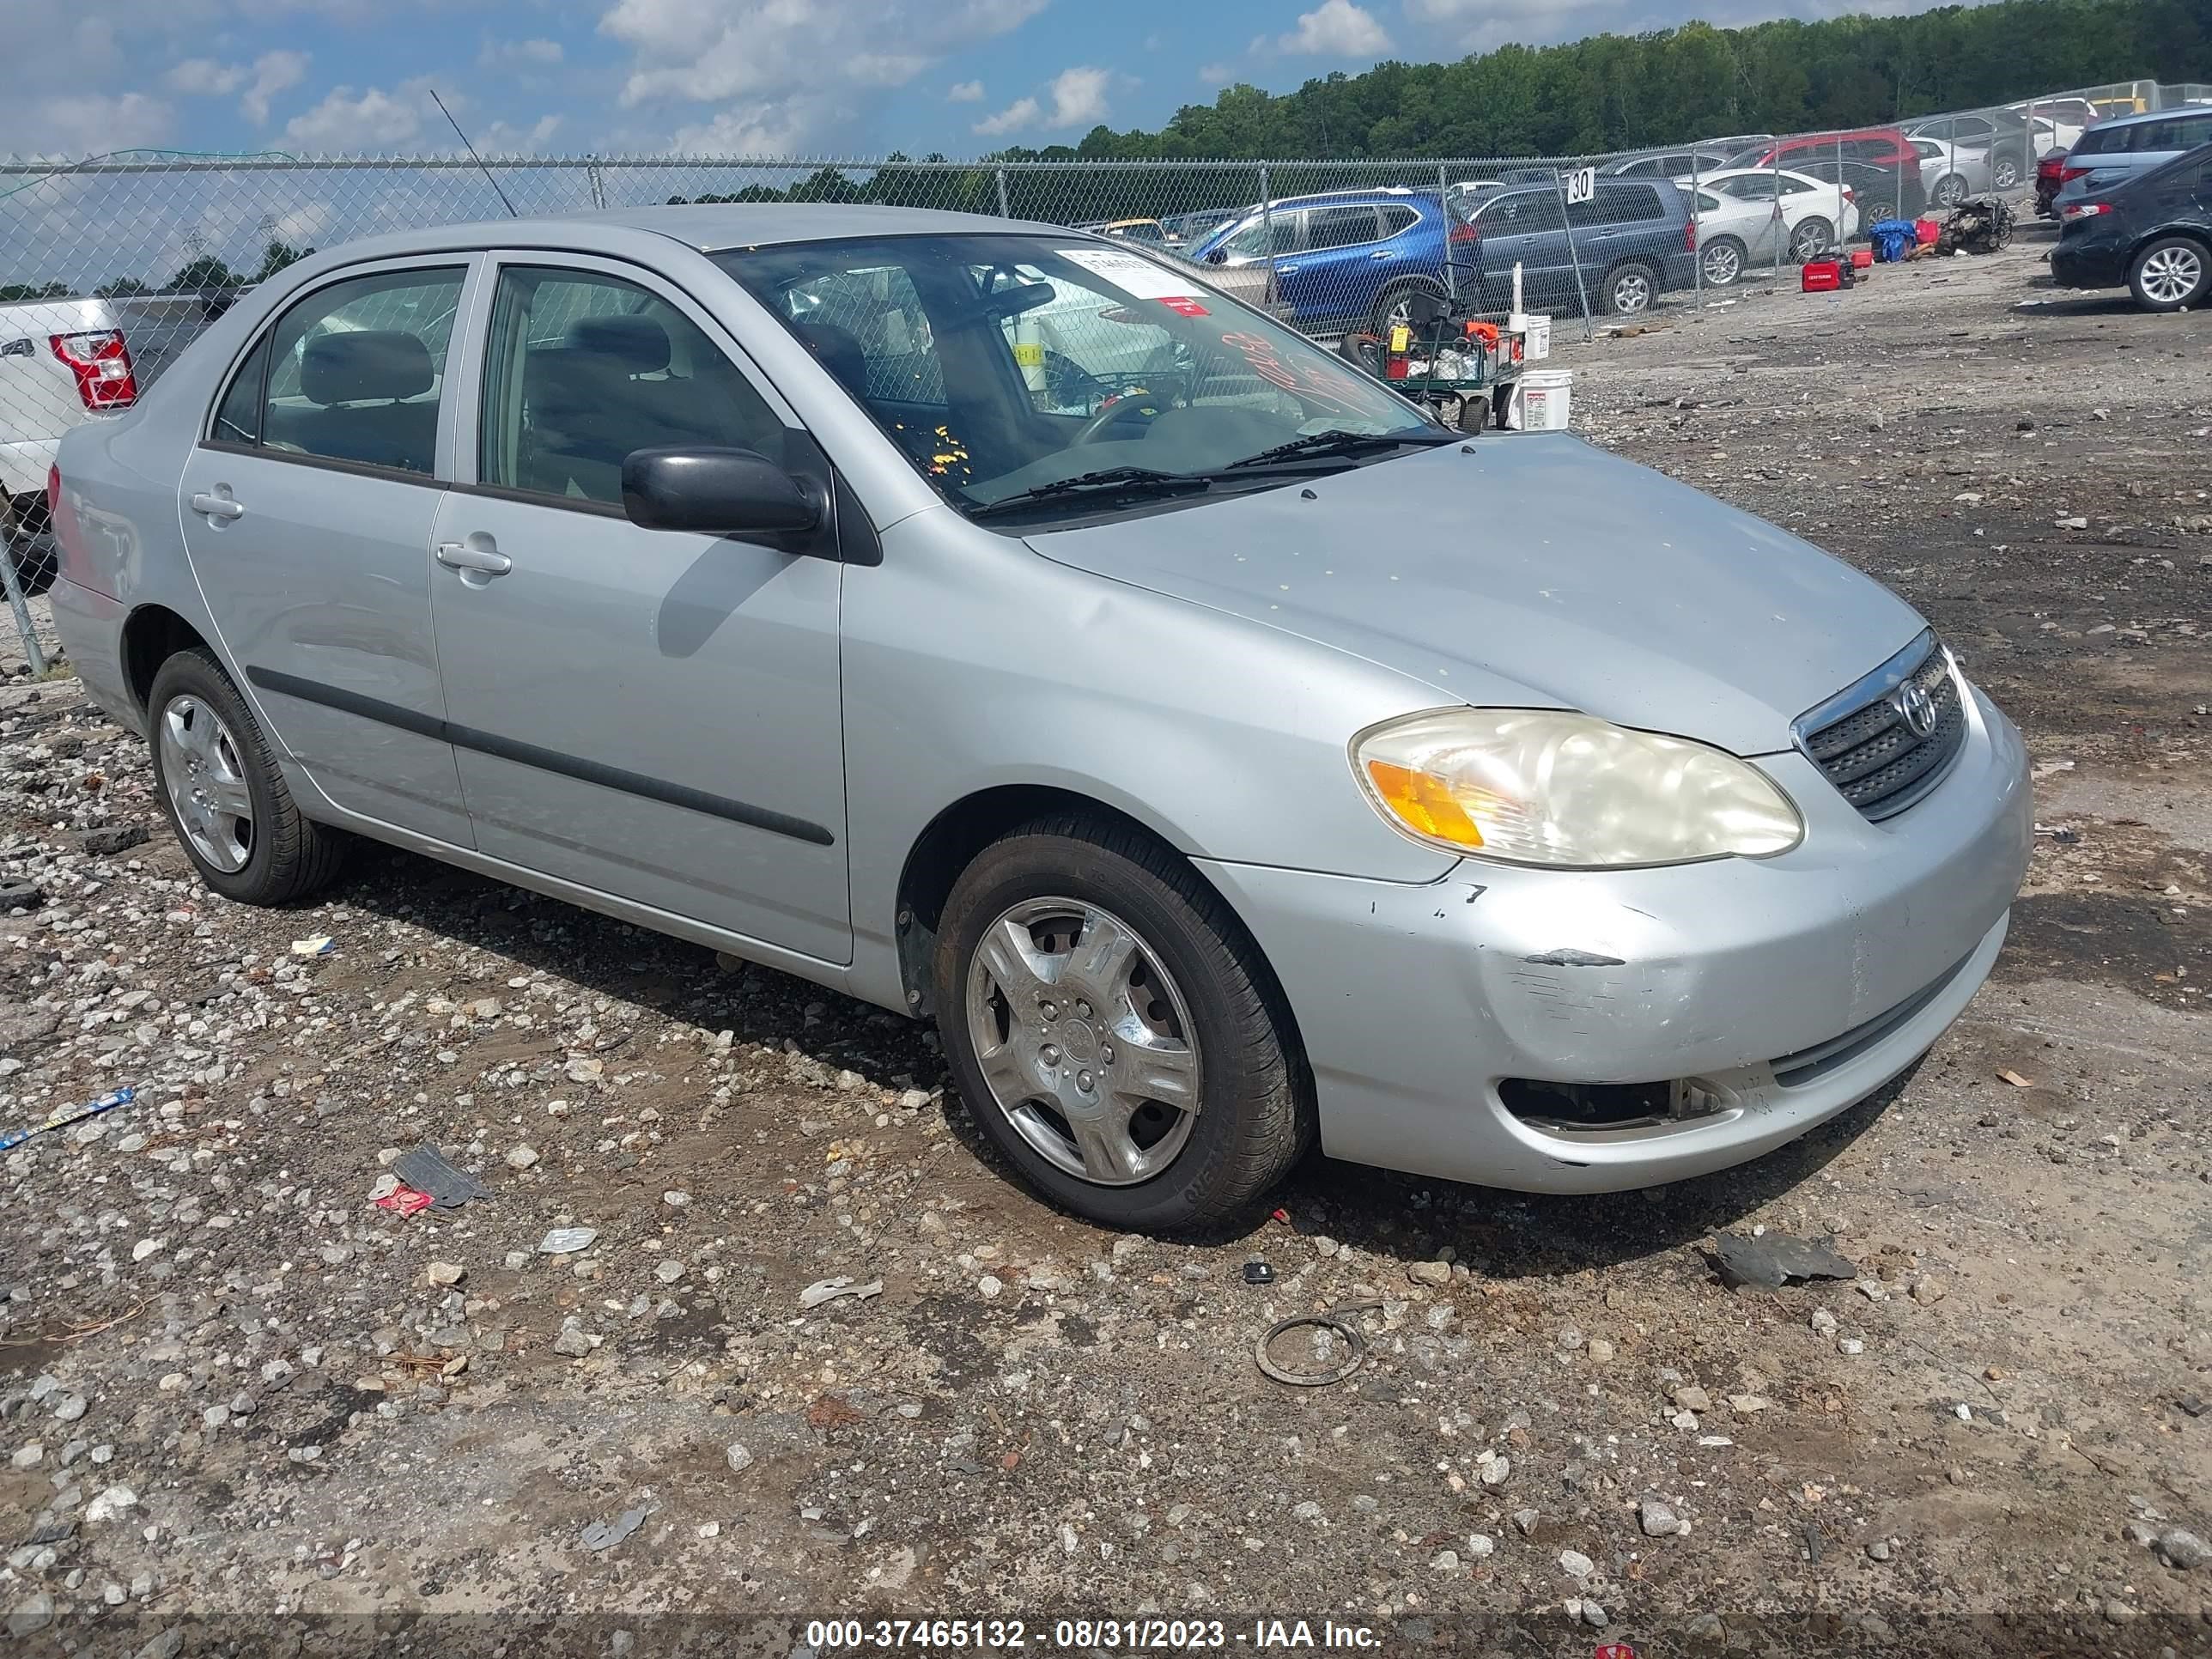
[240,50,309,125]
[973,96,1040,137]
[0,91,173,158]
[1045,64,1110,127]
[1279,0,1390,55]
[947,78,985,102]
[480,36,566,68]
[165,58,246,96]
[479,112,564,153]
[599,0,1049,154]
[282,78,436,150]
[1196,62,1231,85]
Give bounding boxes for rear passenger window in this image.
[478,266,787,508]
[1305,206,1383,250]
[237,267,465,477]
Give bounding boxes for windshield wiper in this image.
[1221,428,1460,471]
[966,466,1213,520]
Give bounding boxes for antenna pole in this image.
[431,88,519,218]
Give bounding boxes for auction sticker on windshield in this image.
[1057,246,1206,300]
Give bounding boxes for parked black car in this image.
[1755,154,1929,227]
[2051,140,2212,311]
[1455,179,1700,316]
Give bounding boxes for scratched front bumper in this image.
[1196,684,2032,1194]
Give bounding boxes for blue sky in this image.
[8,0,1968,162]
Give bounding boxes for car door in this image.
[1278,204,1384,324]
[430,254,851,963]
[1471,191,1570,310]
[179,258,477,847]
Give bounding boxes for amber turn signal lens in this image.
[1364,760,1486,848]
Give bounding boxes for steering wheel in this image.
[1072,392,1165,446]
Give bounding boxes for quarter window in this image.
[218,266,465,476]
[478,265,787,507]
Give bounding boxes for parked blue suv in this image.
[1190,188,1469,335]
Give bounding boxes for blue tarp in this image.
[1869,219,1917,263]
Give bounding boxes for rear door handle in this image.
[435,540,512,577]
[1369,250,1399,260]
[189,491,244,521]
[1275,263,1300,274]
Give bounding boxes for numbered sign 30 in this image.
[1566,167,1597,205]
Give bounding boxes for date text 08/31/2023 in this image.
[802,1619,1388,1650]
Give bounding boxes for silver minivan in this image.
[47,206,2032,1231]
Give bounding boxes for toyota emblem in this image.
[1893,682,1937,738]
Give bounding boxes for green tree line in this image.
[1,240,309,306]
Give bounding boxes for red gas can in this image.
[1850,247,1875,270]
[1802,260,1844,292]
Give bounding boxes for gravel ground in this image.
[3,230,2210,1656]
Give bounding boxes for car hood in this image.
[1024,435,1926,756]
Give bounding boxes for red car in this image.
[2035,149,2069,218]
[1723,127,1923,222]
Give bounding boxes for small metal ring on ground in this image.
[1255,1302,1382,1388]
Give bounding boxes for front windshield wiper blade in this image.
[966,466,1213,520]
[1220,428,1461,471]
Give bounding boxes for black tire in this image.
[1598,259,1658,316]
[1,490,54,598]
[1861,198,1899,227]
[1789,216,1835,263]
[1698,235,1747,288]
[2127,234,2210,313]
[1456,394,1487,434]
[1365,281,1444,339]
[146,647,347,905]
[932,815,1311,1232]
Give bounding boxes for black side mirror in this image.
[1205,249,1227,265]
[621,447,818,536]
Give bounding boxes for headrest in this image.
[300,330,434,405]
[568,314,672,374]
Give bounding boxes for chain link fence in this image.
[3,76,2205,659]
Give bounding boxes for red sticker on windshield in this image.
[1157,295,1211,316]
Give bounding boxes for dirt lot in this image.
[3,229,2210,1656]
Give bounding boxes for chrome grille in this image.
[1797,633,1967,821]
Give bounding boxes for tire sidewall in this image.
[146,653,285,902]
[2131,237,2209,312]
[933,835,1281,1231]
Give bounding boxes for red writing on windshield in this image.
[1218,331,1368,415]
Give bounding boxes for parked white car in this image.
[2,292,217,590]
[1682,168,1860,281]
[1912,138,1996,206]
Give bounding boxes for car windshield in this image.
[714,232,1438,522]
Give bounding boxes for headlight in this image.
[1354,708,1803,868]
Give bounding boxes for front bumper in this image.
[1199,682,2032,1193]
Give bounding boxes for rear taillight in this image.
[2059,165,2092,184]
[47,330,137,410]
[46,464,60,526]
[1843,186,1856,202]
[2063,201,2113,219]
[1448,219,1478,246]
[2038,157,2064,179]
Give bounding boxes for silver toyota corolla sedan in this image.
[45,205,2032,1231]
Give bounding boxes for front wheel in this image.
[1993,156,2021,190]
[933,817,1310,1231]
[2129,236,2209,312]
[146,648,348,905]
[1699,236,1746,288]
[1931,173,1968,208]
[1599,260,1657,315]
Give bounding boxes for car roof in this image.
[2094,105,2212,131]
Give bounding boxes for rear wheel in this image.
[1789,216,1835,263]
[933,816,1310,1231]
[1366,281,1444,339]
[1599,260,1658,315]
[2129,236,2209,312]
[1931,173,1968,208]
[1698,236,1746,287]
[146,648,348,905]
[1993,156,2021,190]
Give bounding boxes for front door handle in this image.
[189,491,245,521]
[435,539,512,577]
[1275,263,1300,274]
[1369,249,1399,259]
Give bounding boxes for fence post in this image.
[1554,166,1593,341]
[1690,150,1704,300]
[586,160,607,210]
[995,166,1010,220]
[0,550,47,678]
[1258,164,1274,310]
[1832,131,1844,254]
[1437,162,1455,303]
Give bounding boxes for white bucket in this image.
[1508,311,1553,361]
[1507,368,1575,432]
